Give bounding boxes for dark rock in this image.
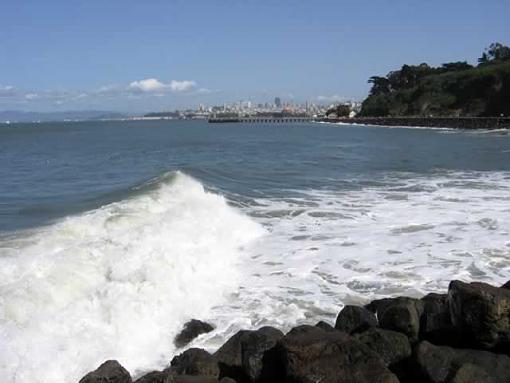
[448,280,510,349]
[134,371,172,383]
[376,297,424,342]
[219,379,236,383]
[79,360,132,383]
[355,328,411,367]
[171,348,219,377]
[264,324,399,383]
[420,293,458,346]
[175,320,214,348]
[315,320,335,331]
[214,326,283,382]
[135,372,217,383]
[414,341,510,383]
[335,305,377,334]
[501,280,510,290]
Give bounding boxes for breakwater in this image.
[323,116,510,129]
[209,116,312,123]
[80,278,510,383]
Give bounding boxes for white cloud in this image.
[25,93,39,100]
[169,80,196,92]
[129,78,166,92]
[317,94,346,103]
[128,78,197,93]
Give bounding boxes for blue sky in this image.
[1,0,509,113]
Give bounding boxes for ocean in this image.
[1,120,510,382]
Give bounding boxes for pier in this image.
[208,116,313,124]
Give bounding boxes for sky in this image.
[0,0,509,113]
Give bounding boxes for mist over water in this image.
[1,120,510,382]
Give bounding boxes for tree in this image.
[479,43,510,65]
[368,76,391,95]
[326,104,350,117]
[441,61,473,71]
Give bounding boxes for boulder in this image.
[448,280,510,349]
[315,320,335,331]
[134,371,172,383]
[134,372,216,383]
[264,325,399,383]
[214,326,283,382]
[414,341,510,383]
[175,320,214,348]
[376,297,424,342]
[335,305,377,334]
[420,293,458,346]
[170,348,219,377]
[501,281,510,290]
[355,328,411,367]
[79,360,132,383]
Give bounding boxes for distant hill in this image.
[0,110,128,123]
[360,43,510,117]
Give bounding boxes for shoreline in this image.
[80,278,510,383]
[321,117,510,130]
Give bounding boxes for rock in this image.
[214,326,283,382]
[264,325,399,383]
[134,371,172,383]
[79,360,132,383]
[448,280,510,349]
[335,305,377,334]
[315,320,335,331]
[451,364,494,383]
[355,328,411,367]
[415,341,510,382]
[135,372,216,383]
[501,280,510,290]
[219,379,236,383]
[376,297,424,342]
[175,320,214,348]
[170,348,219,377]
[420,293,458,346]
[414,341,510,383]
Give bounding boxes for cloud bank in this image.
[129,78,197,93]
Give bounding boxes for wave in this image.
[0,171,264,383]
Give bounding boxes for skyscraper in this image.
[274,97,282,108]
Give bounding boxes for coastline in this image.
[321,117,510,130]
[80,278,510,383]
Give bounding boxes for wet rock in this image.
[355,328,411,367]
[414,341,510,383]
[79,360,132,383]
[175,320,214,348]
[375,297,424,342]
[214,326,283,382]
[134,371,172,383]
[135,372,217,383]
[448,280,510,349]
[264,325,399,383]
[420,293,458,346]
[170,348,219,377]
[335,305,377,334]
[315,320,335,331]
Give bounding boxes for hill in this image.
[360,43,510,117]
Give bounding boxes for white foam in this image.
[0,172,264,382]
[192,171,510,351]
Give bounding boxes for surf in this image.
[0,171,264,382]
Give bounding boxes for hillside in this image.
[360,43,510,117]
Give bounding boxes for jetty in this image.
[208,115,313,124]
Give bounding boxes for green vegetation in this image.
[360,43,510,117]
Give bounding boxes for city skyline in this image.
[1,0,509,112]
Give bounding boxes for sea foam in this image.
[0,172,264,382]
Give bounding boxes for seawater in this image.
[1,120,510,382]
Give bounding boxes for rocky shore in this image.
[79,279,510,383]
[322,117,510,130]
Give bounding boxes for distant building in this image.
[274,97,282,108]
